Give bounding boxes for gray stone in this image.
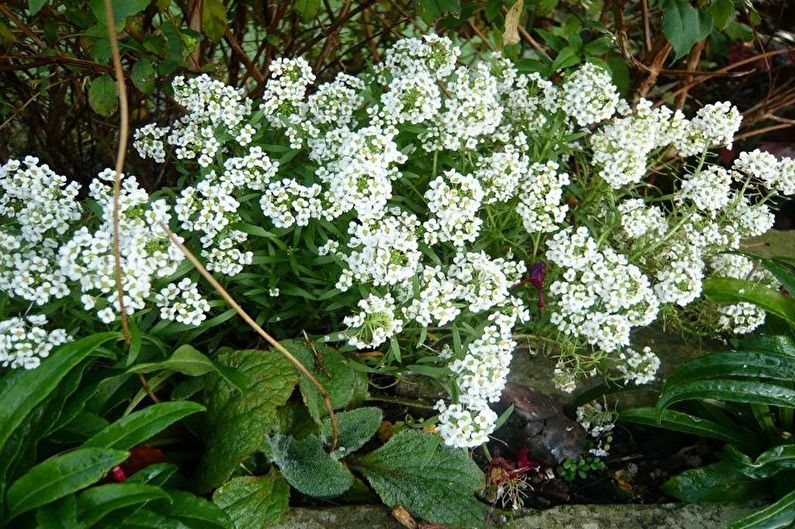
[271,505,402,529]
[508,503,752,529]
[271,503,752,529]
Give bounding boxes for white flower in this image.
[675,101,741,156]
[343,293,403,349]
[0,314,71,370]
[423,170,484,246]
[617,346,660,385]
[560,62,620,127]
[618,199,668,239]
[677,166,732,215]
[155,278,211,326]
[516,161,570,233]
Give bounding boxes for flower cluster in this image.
[547,227,659,352]
[0,315,71,370]
[155,278,211,326]
[709,254,777,334]
[616,346,661,385]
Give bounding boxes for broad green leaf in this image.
[88,75,118,117]
[618,408,757,452]
[703,277,795,327]
[740,335,795,357]
[129,344,246,393]
[202,0,227,42]
[662,461,771,503]
[212,468,289,528]
[666,351,795,386]
[350,430,487,527]
[263,434,354,498]
[286,339,356,423]
[0,332,118,453]
[6,448,129,519]
[727,488,795,529]
[161,491,232,529]
[89,0,151,25]
[294,0,321,21]
[661,0,713,61]
[708,0,736,31]
[84,401,205,450]
[321,407,382,459]
[194,349,298,492]
[29,0,50,15]
[725,445,795,480]
[131,58,157,95]
[658,379,795,414]
[78,483,170,527]
[418,0,460,24]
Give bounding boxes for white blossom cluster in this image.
[616,346,661,385]
[516,161,570,233]
[135,74,254,166]
[343,293,404,349]
[674,102,742,157]
[59,170,184,323]
[0,157,80,305]
[560,62,620,127]
[155,278,211,326]
[576,401,617,439]
[732,149,795,196]
[0,314,71,370]
[618,199,668,239]
[547,227,659,352]
[423,170,484,246]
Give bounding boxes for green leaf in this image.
[202,0,227,42]
[128,463,180,487]
[212,468,289,528]
[161,491,232,529]
[703,277,795,328]
[287,339,356,423]
[551,46,581,71]
[740,335,795,357]
[661,0,713,61]
[0,332,118,454]
[88,75,118,117]
[194,349,298,492]
[708,0,736,30]
[6,448,129,519]
[666,351,795,386]
[83,401,205,450]
[418,0,460,24]
[89,0,151,25]
[263,434,354,498]
[321,407,382,459]
[658,379,795,413]
[584,36,613,56]
[725,445,795,480]
[29,0,50,16]
[129,344,246,393]
[727,488,795,529]
[294,0,320,21]
[618,408,757,452]
[78,483,170,527]
[131,58,157,94]
[350,430,487,527]
[662,461,772,503]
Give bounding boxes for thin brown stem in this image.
[160,224,339,449]
[733,122,794,142]
[103,0,132,346]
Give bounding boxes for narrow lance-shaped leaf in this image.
[6,448,129,519]
[658,379,795,416]
[0,332,119,452]
[83,400,205,450]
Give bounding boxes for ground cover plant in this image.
[3,2,795,528]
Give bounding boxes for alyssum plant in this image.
[2,34,795,455]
